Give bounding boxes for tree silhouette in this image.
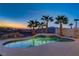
[28,20,39,35]
[38,22,45,32]
[74,19,79,30]
[55,15,68,36]
[41,15,53,33]
[69,23,73,29]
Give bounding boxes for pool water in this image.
[4,35,74,48]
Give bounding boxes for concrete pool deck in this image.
[0,37,79,56]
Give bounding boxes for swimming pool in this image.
[4,34,74,48]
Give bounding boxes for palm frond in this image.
[69,23,73,26]
[74,19,79,21]
[55,21,59,24]
[55,15,68,24]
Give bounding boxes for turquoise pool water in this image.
[4,35,74,48]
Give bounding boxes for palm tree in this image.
[41,15,53,33]
[69,23,73,29]
[55,15,68,36]
[28,20,39,35]
[74,19,79,30]
[40,22,45,30]
[74,19,79,37]
[38,22,45,32]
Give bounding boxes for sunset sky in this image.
[0,3,79,29]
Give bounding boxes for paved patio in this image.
[0,38,79,56]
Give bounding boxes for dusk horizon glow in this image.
[0,3,79,29]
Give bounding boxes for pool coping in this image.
[2,33,75,47]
